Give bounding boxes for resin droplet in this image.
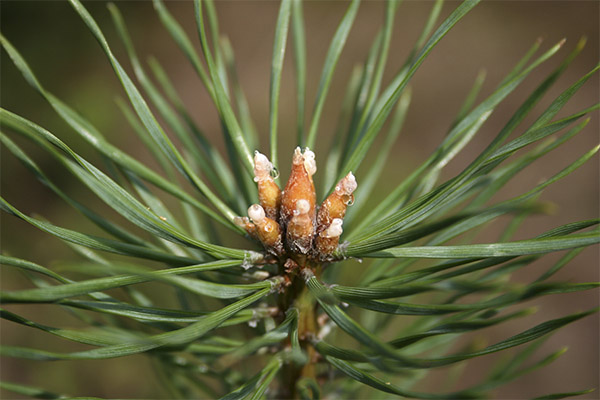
[248,204,283,254]
[286,199,314,254]
[270,167,280,179]
[322,218,343,238]
[253,151,281,220]
[317,172,357,230]
[248,204,266,223]
[316,218,343,257]
[280,147,317,227]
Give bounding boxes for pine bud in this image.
[317,172,357,229]
[253,151,281,220]
[234,216,257,239]
[315,218,343,257]
[248,204,284,254]
[280,147,317,226]
[286,199,314,254]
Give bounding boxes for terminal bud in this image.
[280,147,316,226]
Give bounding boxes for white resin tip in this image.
[248,204,266,223]
[292,146,303,164]
[303,148,317,176]
[253,151,273,182]
[336,172,357,196]
[295,199,310,215]
[324,218,343,238]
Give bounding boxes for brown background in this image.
[1,1,598,398]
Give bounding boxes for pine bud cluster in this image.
[235,147,357,262]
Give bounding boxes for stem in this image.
[277,260,321,398]
[297,282,318,382]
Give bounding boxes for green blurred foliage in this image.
[1,1,598,398]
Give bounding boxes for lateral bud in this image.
[234,216,257,239]
[280,147,317,227]
[286,199,314,254]
[253,151,281,220]
[316,218,343,257]
[248,204,284,254]
[317,172,357,229]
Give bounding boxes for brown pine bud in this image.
[286,199,314,254]
[234,216,257,239]
[248,204,284,254]
[315,218,343,257]
[317,172,357,230]
[280,147,317,226]
[253,151,281,220]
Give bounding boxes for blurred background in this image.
[1,1,598,398]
